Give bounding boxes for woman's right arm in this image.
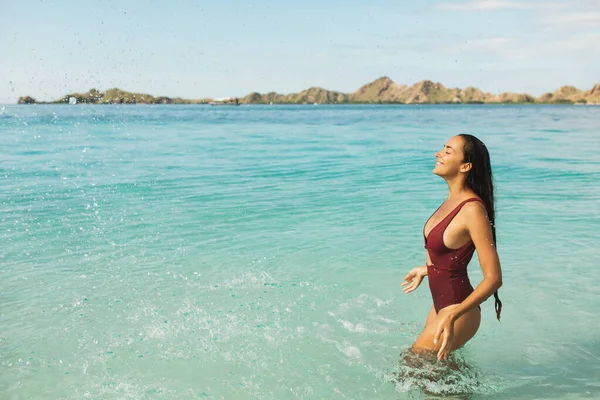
[402,265,428,294]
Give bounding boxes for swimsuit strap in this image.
[437,198,485,234]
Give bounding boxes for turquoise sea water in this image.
[1,104,599,399]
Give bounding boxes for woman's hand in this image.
[433,313,455,361]
[401,266,427,294]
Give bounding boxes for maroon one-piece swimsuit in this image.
[423,198,483,313]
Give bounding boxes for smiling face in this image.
[432,135,472,178]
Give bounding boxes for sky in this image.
[1,0,599,103]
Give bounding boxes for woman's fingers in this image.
[402,271,424,294]
[433,325,442,346]
[436,326,454,360]
[437,331,450,360]
[401,273,416,286]
[402,276,423,293]
[403,282,418,293]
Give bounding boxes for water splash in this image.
[390,348,501,397]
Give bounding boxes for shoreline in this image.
[6,102,600,106]
[15,77,600,106]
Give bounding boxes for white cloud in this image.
[437,0,565,11]
[537,0,600,30]
[444,33,600,61]
[541,11,600,28]
[445,37,535,60]
[554,33,600,52]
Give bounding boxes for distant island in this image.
[17,77,600,105]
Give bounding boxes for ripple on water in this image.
[1,105,600,398]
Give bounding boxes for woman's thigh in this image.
[412,304,481,353]
[424,304,437,327]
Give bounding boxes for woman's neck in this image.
[445,176,471,201]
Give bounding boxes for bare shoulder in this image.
[461,200,493,236]
[463,199,487,213]
[461,200,489,222]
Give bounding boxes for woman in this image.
[402,134,503,361]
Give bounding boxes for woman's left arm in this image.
[449,201,503,320]
[434,202,503,359]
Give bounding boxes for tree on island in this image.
[17,96,37,104]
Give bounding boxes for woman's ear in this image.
[461,162,472,173]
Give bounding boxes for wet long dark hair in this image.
[459,134,502,321]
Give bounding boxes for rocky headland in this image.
[17,78,600,105]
